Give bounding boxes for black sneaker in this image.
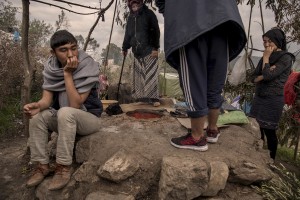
[170,133,208,151]
[206,129,220,143]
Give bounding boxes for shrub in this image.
[253,164,300,200]
[277,147,300,166]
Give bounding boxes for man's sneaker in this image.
[26,163,50,187]
[48,164,73,191]
[206,129,220,143]
[170,133,208,151]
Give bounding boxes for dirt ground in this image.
[0,109,299,200]
[0,135,34,200]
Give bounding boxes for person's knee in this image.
[29,110,51,129]
[29,114,41,128]
[57,107,76,121]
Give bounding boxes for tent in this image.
[159,73,183,98]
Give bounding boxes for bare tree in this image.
[83,0,114,51]
[55,9,70,31]
[266,0,300,43]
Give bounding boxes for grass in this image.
[0,89,42,137]
[253,146,300,199]
[277,146,300,167]
[0,100,22,136]
[253,164,300,200]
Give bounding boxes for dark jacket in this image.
[252,51,295,96]
[122,4,160,58]
[52,88,103,117]
[155,0,247,69]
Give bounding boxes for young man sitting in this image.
[24,30,103,190]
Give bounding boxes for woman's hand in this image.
[151,50,158,58]
[263,46,274,58]
[254,75,264,83]
[270,65,276,71]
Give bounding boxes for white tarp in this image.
[227,50,251,86]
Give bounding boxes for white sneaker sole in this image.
[207,134,220,143]
[170,141,208,151]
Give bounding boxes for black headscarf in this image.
[127,0,143,7]
[263,28,287,51]
[127,0,143,14]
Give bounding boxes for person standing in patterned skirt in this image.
[122,0,160,106]
[250,28,295,160]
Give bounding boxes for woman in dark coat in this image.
[122,0,160,106]
[250,27,295,160]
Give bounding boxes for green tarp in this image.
[159,73,183,98]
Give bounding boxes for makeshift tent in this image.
[159,73,183,98]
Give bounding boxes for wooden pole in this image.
[259,0,265,34]
[21,0,32,137]
[245,3,254,72]
[294,127,300,160]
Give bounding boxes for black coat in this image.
[251,51,295,96]
[155,0,247,68]
[122,4,160,58]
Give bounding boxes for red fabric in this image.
[292,113,300,123]
[284,71,300,105]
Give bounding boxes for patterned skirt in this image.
[132,54,159,102]
[249,95,284,130]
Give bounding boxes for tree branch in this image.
[53,0,100,10]
[83,0,115,51]
[30,0,99,15]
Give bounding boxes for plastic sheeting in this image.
[159,73,183,98]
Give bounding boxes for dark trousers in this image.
[177,26,228,118]
[260,128,278,159]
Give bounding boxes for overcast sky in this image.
[10,0,299,56]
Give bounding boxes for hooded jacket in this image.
[122,4,160,58]
[155,0,247,69]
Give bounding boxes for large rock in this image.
[97,149,140,183]
[73,161,100,183]
[228,161,273,185]
[202,161,229,197]
[85,191,135,200]
[158,156,209,200]
[33,103,273,199]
